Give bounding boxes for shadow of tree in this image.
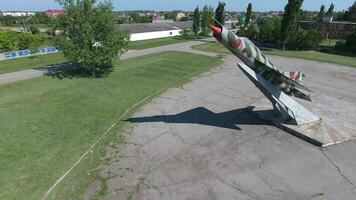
[38,63,113,79]
[197,39,217,43]
[125,106,273,130]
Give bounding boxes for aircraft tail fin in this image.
[283,71,305,83]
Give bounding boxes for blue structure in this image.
[4,47,59,60]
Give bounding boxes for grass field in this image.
[0,37,188,75]
[192,42,356,68]
[320,39,338,47]
[0,53,67,74]
[128,37,188,50]
[0,51,222,200]
[264,49,356,68]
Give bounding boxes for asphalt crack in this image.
[320,148,355,187]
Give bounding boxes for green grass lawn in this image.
[192,42,231,54]
[0,37,188,75]
[192,42,356,68]
[128,37,188,50]
[0,53,67,74]
[263,49,356,68]
[0,51,222,200]
[320,39,338,47]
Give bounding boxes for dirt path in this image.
[0,39,215,85]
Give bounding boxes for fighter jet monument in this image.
[209,24,344,146]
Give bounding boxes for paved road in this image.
[0,40,216,85]
[83,53,356,199]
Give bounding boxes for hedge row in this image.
[0,32,46,53]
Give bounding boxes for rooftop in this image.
[299,20,356,25]
[118,21,192,34]
[46,10,65,13]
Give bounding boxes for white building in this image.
[2,11,36,17]
[119,22,192,41]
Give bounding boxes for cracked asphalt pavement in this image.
[84,52,356,200]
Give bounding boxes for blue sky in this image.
[0,0,354,12]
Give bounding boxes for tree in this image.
[300,10,314,20]
[343,1,356,22]
[201,5,214,36]
[344,30,356,52]
[181,29,195,39]
[54,0,130,75]
[280,0,304,50]
[29,13,51,25]
[259,17,281,43]
[215,1,226,25]
[245,3,252,25]
[326,3,335,17]
[30,25,40,34]
[318,5,325,22]
[301,29,324,50]
[334,11,346,21]
[130,13,150,23]
[18,33,45,52]
[0,32,19,52]
[164,13,176,21]
[180,16,190,21]
[192,6,201,38]
[245,24,260,40]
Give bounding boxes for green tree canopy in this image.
[0,31,45,52]
[318,5,325,22]
[193,6,201,38]
[344,1,356,22]
[201,5,214,36]
[18,33,45,52]
[259,17,281,43]
[326,3,335,17]
[344,30,356,52]
[130,13,151,23]
[215,1,226,26]
[245,3,252,25]
[0,32,19,52]
[280,0,304,49]
[54,0,129,76]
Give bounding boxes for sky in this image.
[0,0,354,12]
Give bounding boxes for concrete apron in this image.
[251,97,352,147]
[237,62,356,147]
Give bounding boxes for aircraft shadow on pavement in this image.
[125,106,272,130]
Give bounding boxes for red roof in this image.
[46,10,65,13]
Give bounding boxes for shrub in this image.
[259,17,281,44]
[344,30,356,52]
[334,39,346,50]
[239,24,260,41]
[0,31,19,52]
[181,29,195,40]
[286,28,324,50]
[18,33,45,52]
[301,29,324,50]
[30,25,40,34]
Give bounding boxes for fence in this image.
[1,47,60,61]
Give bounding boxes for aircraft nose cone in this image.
[209,24,222,37]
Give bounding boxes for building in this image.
[225,20,239,29]
[152,19,175,24]
[176,12,186,21]
[299,20,356,39]
[45,10,65,18]
[118,21,192,41]
[1,11,35,17]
